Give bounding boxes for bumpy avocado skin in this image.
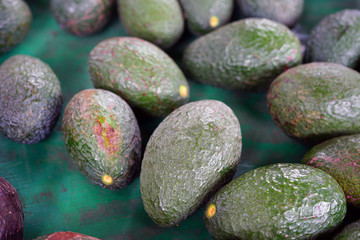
[62,89,141,190]
[182,18,302,90]
[268,62,360,143]
[306,9,360,69]
[34,231,100,240]
[0,177,23,240]
[302,134,360,208]
[88,37,189,117]
[0,0,32,54]
[237,0,304,27]
[204,163,347,240]
[117,0,184,49]
[140,100,242,227]
[50,0,114,36]
[0,55,63,144]
[179,0,234,35]
[333,219,360,240]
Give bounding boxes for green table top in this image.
[1,0,359,239]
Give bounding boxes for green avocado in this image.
[140,100,242,227]
[88,37,189,117]
[302,134,360,208]
[0,0,32,54]
[117,0,184,49]
[204,163,347,240]
[0,55,63,144]
[333,219,360,240]
[0,177,23,240]
[179,0,234,35]
[182,18,302,90]
[306,9,360,69]
[268,62,360,143]
[34,231,100,240]
[62,89,141,190]
[50,0,114,36]
[237,0,304,27]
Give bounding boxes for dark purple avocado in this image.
[34,231,100,240]
[0,177,23,240]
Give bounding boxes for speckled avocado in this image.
[182,18,302,90]
[179,0,234,35]
[88,37,189,117]
[333,219,360,240]
[204,163,347,240]
[306,9,360,69]
[117,0,184,49]
[0,55,63,144]
[237,0,304,27]
[50,0,114,36]
[267,62,360,143]
[0,0,32,54]
[62,89,141,190]
[0,177,23,240]
[302,134,360,208]
[140,100,242,227]
[34,231,100,240]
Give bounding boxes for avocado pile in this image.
[3,0,360,239]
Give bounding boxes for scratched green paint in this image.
[0,0,358,239]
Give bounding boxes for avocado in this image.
[182,18,302,90]
[50,0,114,36]
[267,62,360,143]
[0,55,63,144]
[0,176,23,240]
[62,89,141,190]
[140,100,242,227]
[34,231,100,240]
[0,0,32,54]
[204,163,347,240]
[179,0,234,35]
[302,134,360,208]
[306,9,360,69]
[237,0,304,27]
[117,0,184,49]
[333,219,360,240]
[88,37,189,117]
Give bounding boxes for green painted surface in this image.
[0,0,359,239]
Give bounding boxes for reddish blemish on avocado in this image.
[93,115,121,155]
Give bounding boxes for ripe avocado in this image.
[34,231,100,240]
[204,163,347,240]
[267,62,360,143]
[50,0,114,36]
[0,176,23,240]
[306,9,360,69]
[302,134,360,208]
[140,100,242,227]
[0,55,63,144]
[179,0,234,35]
[333,219,360,240]
[237,0,304,27]
[88,37,189,117]
[62,89,141,190]
[182,18,302,90]
[117,0,184,49]
[0,0,32,54]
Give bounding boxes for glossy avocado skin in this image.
[182,18,302,90]
[140,100,242,227]
[268,62,360,143]
[306,9,360,69]
[34,231,100,240]
[333,219,360,240]
[50,0,114,36]
[117,0,184,49]
[0,55,63,144]
[62,89,141,190]
[179,0,234,35]
[237,0,304,27]
[204,163,347,240]
[0,0,32,54]
[0,177,23,240]
[302,134,360,208]
[88,37,189,117]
